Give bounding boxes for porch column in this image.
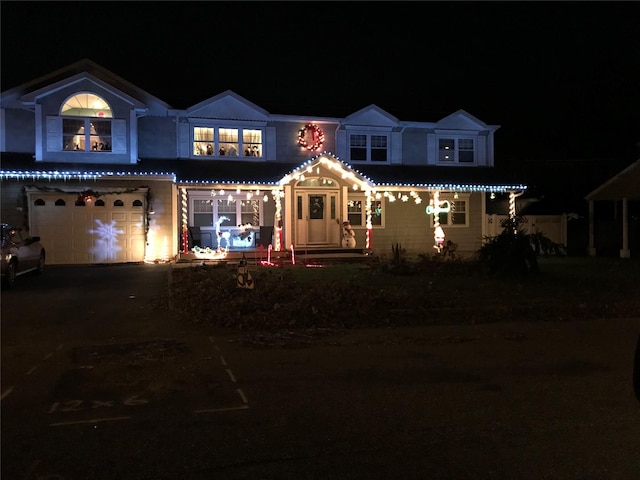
[588,199,596,256]
[621,197,630,258]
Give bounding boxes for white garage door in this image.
[28,192,147,265]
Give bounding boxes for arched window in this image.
[55,199,66,206]
[113,199,124,207]
[95,199,105,206]
[61,93,113,152]
[34,199,45,206]
[132,199,143,207]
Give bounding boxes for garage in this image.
[26,188,148,265]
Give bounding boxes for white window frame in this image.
[347,194,385,228]
[348,132,390,164]
[431,194,470,227]
[437,137,476,164]
[190,193,263,228]
[192,125,264,159]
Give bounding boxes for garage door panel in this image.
[29,192,147,265]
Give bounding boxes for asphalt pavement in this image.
[2,263,640,479]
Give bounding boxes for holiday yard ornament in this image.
[434,225,446,251]
[237,254,254,289]
[298,123,325,151]
[341,220,356,248]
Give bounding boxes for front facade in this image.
[1,59,526,265]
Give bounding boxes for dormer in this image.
[338,105,402,165]
[431,110,500,167]
[178,90,273,160]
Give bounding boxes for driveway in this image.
[2,263,639,479]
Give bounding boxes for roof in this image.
[585,159,640,201]
[0,153,526,192]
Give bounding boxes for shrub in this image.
[478,216,539,276]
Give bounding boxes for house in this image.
[1,59,527,265]
[585,159,640,258]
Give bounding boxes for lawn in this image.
[169,255,640,332]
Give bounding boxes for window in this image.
[347,196,384,227]
[350,135,367,161]
[193,126,263,158]
[191,195,262,228]
[218,199,237,226]
[347,200,362,225]
[240,199,260,225]
[438,138,475,164]
[349,133,388,163]
[61,93,113,152]
[435,199,468,226]
[458,139,474,163]
[193,199,214,227]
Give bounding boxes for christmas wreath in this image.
[298,123,325,151]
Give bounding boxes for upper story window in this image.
[193,126,263,158]
[438,138,475,164]
[349,134,388,163]
[61,93,113,152]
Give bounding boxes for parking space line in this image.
[50,416,131,427]
[194,405,249,414]
[237,389,248,404]
[1,386,14,400]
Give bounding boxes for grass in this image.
[169,255,640,332]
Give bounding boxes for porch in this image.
[177,246,372,266]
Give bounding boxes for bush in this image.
[478,216,539,276]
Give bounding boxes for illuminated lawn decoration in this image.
[259,244,277,266]
[88,219,124,261]
[425,200,450,215]
[215,216,231,249]
[181,187,188,253]
[429,192,447,253]
[191,245,227,260]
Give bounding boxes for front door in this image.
[295,191,339,246]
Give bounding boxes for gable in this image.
[585,159,640,201]
[4,59,171,115]
[436,109,498,132]
[20,74,148,111]
[343,105,399,127]
[185,90,269,120]
[279,154,375,190]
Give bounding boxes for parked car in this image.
[1,223,45,289]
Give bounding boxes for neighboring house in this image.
[585,159,640,258]
[1,59,527,265]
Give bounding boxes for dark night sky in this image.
[2,1,639,167]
